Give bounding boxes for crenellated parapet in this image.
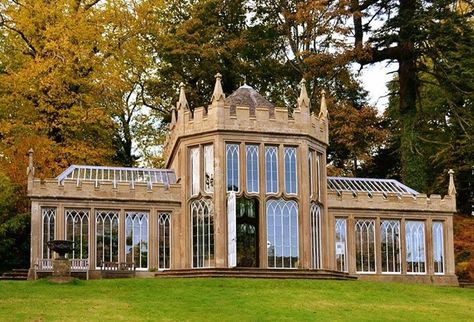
[328,191,456,213]
[29,179,181,204]
[163,75,329,163]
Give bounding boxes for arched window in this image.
[42,208,55,259]
[266,199,298,268]
[65,209,89,260]
[125,212,148,269]
[191,199,214,268]
[381,220,401,273]
[96,210,119,267]
[226,144,239,192]
[265,146,278,193]
[432,222,444,274]
[335,218,347,272]
[246,145,259,193]
[284,147,297,194]
[405,221,426,274]
[310,203,322,269]
[355,219,376,273]
[158,213,171,270]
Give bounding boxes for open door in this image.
[227,191,236,268]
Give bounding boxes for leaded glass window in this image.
[335,218,347,272]
[310,203,321,269]
[432,222,444,274]
[190,147,200,196]
[355,219,376,273]
[284,147,297,194]
[125,212,148,269]
[406,221,426,274]
[191,199,214,268]
[42,208,55,259]
[246,145,259,193]
[96,210,119,267]
[65,209,89,260]
[316,153,321,201]
[226,144,239,192]
[266,199,298,268]
[265,146,278,193]
[381,220,401,273]
[308,152,313,197]
[158,213,171,270]
[204,145,214,193]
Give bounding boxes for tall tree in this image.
[349,0,474,191]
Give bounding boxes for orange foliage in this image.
[454,215,474,281]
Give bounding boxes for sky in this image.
[357,61,397,114]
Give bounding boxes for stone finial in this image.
[297,78,310,110]
[211,72,225,103]
[170,107,177,124]
[176,82,189,110]
[448,169,456,196]
[318,89,328,120]
[27,148,34,192]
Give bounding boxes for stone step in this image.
[0,270,28,281]
[155,268,357,280]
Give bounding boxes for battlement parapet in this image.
[29,178,181,204]
[328,191,456,213]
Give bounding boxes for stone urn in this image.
[47,240,74,282]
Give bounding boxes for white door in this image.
[227,191,237,268]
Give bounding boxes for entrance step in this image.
[0,269,29,281]
[155,268,357,280]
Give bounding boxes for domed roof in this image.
[225,84,274,109]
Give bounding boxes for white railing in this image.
[71,259,89,271]
[36,259,53,271]
[35,259,88,272]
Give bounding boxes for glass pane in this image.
[284,147,297,194]
[246,145,259,193]
[265,146,278,193]
[406,221,426,273]
[226,144,239,192]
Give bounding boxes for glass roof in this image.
[57,165,176,186]
[327,177,418,196]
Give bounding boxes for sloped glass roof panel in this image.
[327,177,418,196]
[57,165,177,186]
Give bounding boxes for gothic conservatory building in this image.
[27,74,458,285]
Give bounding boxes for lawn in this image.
[0,278,473,321]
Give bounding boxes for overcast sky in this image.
[357,62,397,113]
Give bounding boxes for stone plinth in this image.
[52,259,71,277]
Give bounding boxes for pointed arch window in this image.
[226,144,239,192]
[191,199,214,268]
[246,145,259,193]
[265,146,278,193]
[96,210,119,267]
[125,212,149,269]
[310,203,322,269]
[335,218,347,272]
[432,222,444,274]
[381,220,401,273]
[355,219,376,273]
[266,199,298,268]
[190,147,200,196]
[65,209,89,260]
[158,213,171,270]
[284,147,297,194]
[42,208,56,259]
[405,221,426,274]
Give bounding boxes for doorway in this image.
[236,198,259,267]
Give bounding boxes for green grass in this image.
[0,278,473,321]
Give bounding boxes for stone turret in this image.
[297,78,310,111]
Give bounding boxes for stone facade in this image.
[28,75,458,285]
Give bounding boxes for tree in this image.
[349,0,474,192]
